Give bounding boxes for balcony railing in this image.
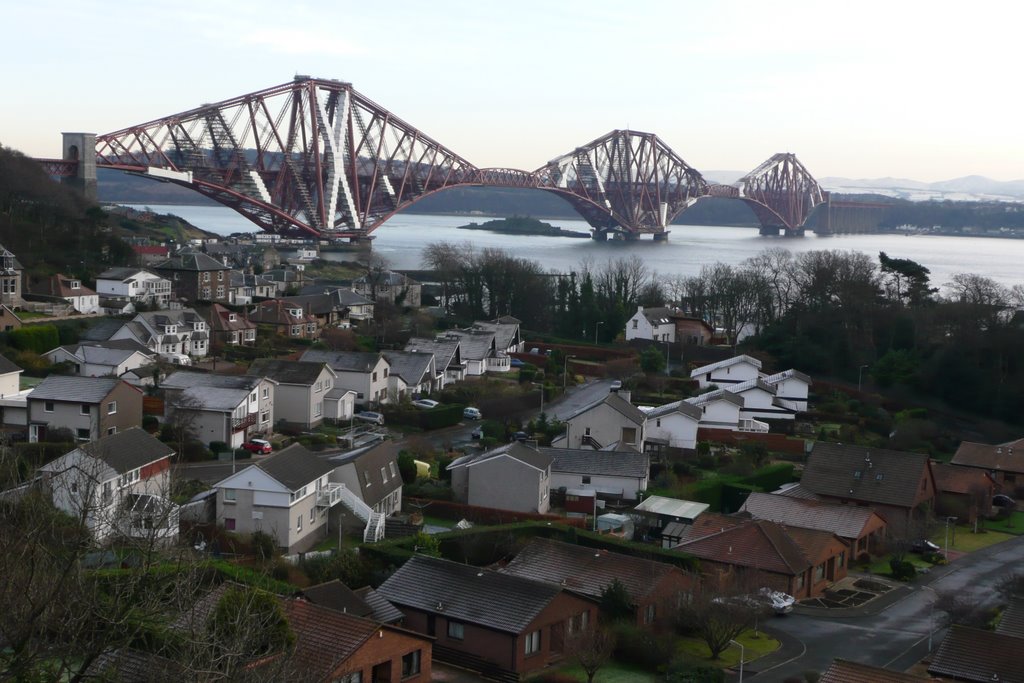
[738,418,770,433]
[316,483,345,508]
[231,413,258,432]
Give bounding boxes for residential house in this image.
[724,378,796,422]
[248,299,320,339]
[673,516,850,600]
[109,308,211,358]
[0,353,29,432]
[928,625,1021,683]
[94,267,172,308]
[263,266,308,294]
[445,329,507,374]
[625,305,678,342]
[44,339,156,380]
[0,304,22,331]
[798,442,937,536]
[247,359,336,430]
[0,353,22,397]
[543,447,649,503]
[285,288,376,328]
[447,442,553,514]
[377,555,596,681]
[29,273,100,314]
[740,491,888,560]
[383,350,438,398]
[298,579,404,625]
[131,244,169,265]
[226,270,276,304]
[643,399,703,453]
[684,389,751,432]
[470,316,524,354]
[500,537,696,629]
[151,249,232,303]
[551,391,647,452]
[404,336,463,386]
[161,371,275,448]
[208,303,257,348]
[821,659,930,683]
[0,244,24,307]
[27,376,142,442]
[301,349,391,407]
[760,369,812,412]
[633,496,710,545]
[674,317,714,346]
[38,428,177,541]
[213,443,336,552]
[689,354,763,388]
[931,461,997,526]
[325,440,403,540]
[951,436,1024,495]
[353,270,422,308]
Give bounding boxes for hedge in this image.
[8,324,60,354]
[384,404,464,430]
[744,462,796,491]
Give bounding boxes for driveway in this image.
[747,533,1024,680]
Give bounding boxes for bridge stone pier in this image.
[61,132,97,200]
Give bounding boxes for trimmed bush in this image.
[8,325,59,354]
[889,558,917,581]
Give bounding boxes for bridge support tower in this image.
[61,132,96,200]
[653,231,669,242]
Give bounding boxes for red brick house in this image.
[209,303,257,348]
[377,555,595,680]
[673,515,849,600]
[499,537,696,629]
[931,461,997,526]
[797,443,936,536]
[821,658,929,682]
[951,436,1024,496]
[248,299,320,339]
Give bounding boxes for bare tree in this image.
[566,625,616,683]
[675,575,771,659]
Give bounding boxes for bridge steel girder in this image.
[534,130,709,235]
[735,153,826,232]
[94,78,478,238]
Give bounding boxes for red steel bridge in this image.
[41,76,833,240]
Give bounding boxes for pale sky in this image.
[3,0,1022,182]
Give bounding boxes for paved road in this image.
[749,534,1024,680]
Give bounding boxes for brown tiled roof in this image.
[210,303,256,332]
[928,625,1024,682]
[996,596,1024,639]
[803,443,932,508]
[784,525,846,564]
[299,579,374,618]
[931,461,995,495]
[675,512,746,543]
[499,537,690,603]
[952,437,1024,475]
[820,658,928,682]
[281,598,380,680]
[84,648,185,682]
[674,519,812,576]
[740,492,883,540]
[248,299,318,326]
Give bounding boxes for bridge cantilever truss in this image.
[57,78,828,239]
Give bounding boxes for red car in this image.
[242,438,272,454]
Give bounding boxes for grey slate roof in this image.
[81,318,125,341]
[562,391,647,425]
[689,354,763,379]
[300,349,383,373]
[725,377,778,395]
[448,442,553,473]
[382,350,434,385]
[445,330,497,361]
[0,353,20,375]
[162,371,264,391]
[299,579,374,618]
[352,586,405,624]
[56,341,154,367]
[740,491,881,540]
[376,555,564,634]
[256,443,335,492]
[802,442,932,508]
[28,376,123,403]
[153,249,230,272]
[471,319,519,351]
[500,537,684,602]
[96,266,150,280]
[951,437,1024,474]
[684,388,745,408]
[762,368,812,385]
[248,359,331,386]
[646,398,703,420]
[996,596,1024,639]
[542,447,649,479]
[80,427,175,474]
[404,337,461,369]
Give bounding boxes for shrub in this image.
[209,441,228,454]
[270,559,290,582]
[889,558,917,581]
[672,461,692,477]
[612,623,675,671]
[142,415,159,433]
[251,531,278,561]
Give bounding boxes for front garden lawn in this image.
[537,662,658,682]
[676,628,780,667]
[982,513,1024,536]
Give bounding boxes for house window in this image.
[384,368,389,378]
[796,573,805,589]
[76,428,90,440]
[80,403,90,415]
[107,401,117,415]
[838,551,845,568]
[815,563,825,581]
[106,427,116,436]
[335,673,361,683]
[621,427,637,445]
[524,629,541,655]
[250,392,257,403]
[1006,474,1018,485]
[389,461,397,478]
[203,272,210,282]
[656,418,661,427]
[401,649,421,677]
[291,325,301,336]
[632,320,638,329]
[362,471,371,487]
[224,518,235,531]
[372,371,377,382]
[314,402,322,417]
[260,411,269,424]
[581,475,591,485]
[314,381,322,393]
[381,466,388,483]
[309,507,315,524]
[447,621,464,640]
[224,489,236,503]
[296,514,303,532]
[262,387,269,399]
[44,401,54,413]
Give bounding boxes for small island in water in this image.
[456,215,591,238]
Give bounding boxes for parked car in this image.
[757,588,796,614]
[610,380,623,391]
[353,411,385,425]
[242,438,272,455]
[471,426,483,440]
[993,494,1017,508]
[159,352,191,366]
[511,431,529,442]
[510,358,527,368]
[412,399,440,410]
[463,406,482,420]
[910,539,941,553]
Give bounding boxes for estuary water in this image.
[125,204,1024,289]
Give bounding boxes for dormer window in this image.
[853,470,862,480]
[70,280,80,289]
[290,308,303,317]
[164,325,176,334]
[228,313,236,322]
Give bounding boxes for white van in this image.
[159,353,191,366]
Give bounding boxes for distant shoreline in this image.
[456,216,591,238]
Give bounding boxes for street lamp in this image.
[944,516,958,559]
[858,364,869,392]
[663,341,671,375]
[921,585,937,652]
[562,355,576,392]
[594,321,604,344]
[729,639,745,682]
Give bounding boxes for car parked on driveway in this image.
[353,411,385,425]
[993,494,1017,508]
[463,406,482,420]
[412,399,440,410]
[471,426,483,440]
[510,358,528,368]
[911,539,941,553]
[242,438,272,455]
